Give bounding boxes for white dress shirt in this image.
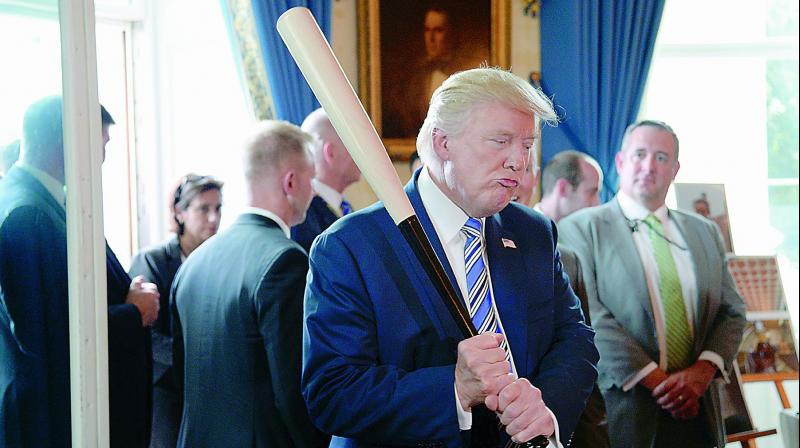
[617,192,727,390]
[241,207,291,239]
[16,161,66,210]
[417,169,561,447]
[312,179,344,218]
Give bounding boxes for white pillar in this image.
[59,0,111,446]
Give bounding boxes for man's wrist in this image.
[640,368,668,390]
[695,360,718,377]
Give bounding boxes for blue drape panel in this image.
[540,0,665,201]
[251,0,331,125]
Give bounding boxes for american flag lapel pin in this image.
[501,238,517,249]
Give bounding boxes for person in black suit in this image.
[129,173,222,448]
[102,104,161,448]
[290,108,361,252]
[171,120,328,447]
[513,160,609,448]
[0,97,73,447]
[0,96,160,447]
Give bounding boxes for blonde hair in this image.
[416,67,557,166]
[242,120,314,182]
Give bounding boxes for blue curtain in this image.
[539,0,665,201]
[250,0,332,125]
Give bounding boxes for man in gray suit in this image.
[171,120,328,447]
[559,120,746,448]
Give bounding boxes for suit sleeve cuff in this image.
[622,362,658,391]
[455,382,472,430]
[698,351,729,382]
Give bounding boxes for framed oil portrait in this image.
[357,0,510,160]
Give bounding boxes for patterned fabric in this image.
[223,0,276,120]
[644,214,693,371]
[461,218,511,363]
[340,199,352,216]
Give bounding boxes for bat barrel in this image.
[277,7,413,225]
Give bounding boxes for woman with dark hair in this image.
[129,173,223,448]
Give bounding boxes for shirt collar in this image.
[16,160,66,210]
[241,207,291,238]
[418,168,481,243]
[616,190,670,224]
[312,179,343,210]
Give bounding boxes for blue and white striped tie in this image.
[462,218,511,364]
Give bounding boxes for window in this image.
[640,1,799,444]
[0,5,138,267]
[640,0,798,298]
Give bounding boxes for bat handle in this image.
[398,216,476,337]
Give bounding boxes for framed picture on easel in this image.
[727,255,798,375]
[673,183,735,253]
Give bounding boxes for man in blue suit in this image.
[0,96,159,447]
[302,68,598,447]
[291,108,361,253]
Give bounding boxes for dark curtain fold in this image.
[540,0,665,201]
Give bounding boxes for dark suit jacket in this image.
[559,198,747,448]
[558,246,608,448]
[0,167,151,447]
[291,195,339,253]
[171,213,328,448]
[301,171,598,447]
[129,236,182,384]
[0,166,71,447]
[106,243,152,448]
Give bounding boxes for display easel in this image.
[713,363,778,447]
[726,255,798,447]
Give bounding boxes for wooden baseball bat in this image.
[275,6,474,339]
[277,8,548,447]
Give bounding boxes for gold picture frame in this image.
[357,0,511,160]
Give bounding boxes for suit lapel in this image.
[606,201,656,329]
[484,214,528,372]
[165,235,184,272]
[401,172,466,341]
[405,173,464,307]
[671,212,709,337]
[106,241,132,304]
[316,195,341,221]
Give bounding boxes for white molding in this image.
[746,310,793,321]
[95,0,146,22]
[60,0,110,446]
[657,40,799,59]
[766,178,800,186]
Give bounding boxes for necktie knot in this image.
[340,199,352,216]
[461,217,482,238]
[644,214,662,230]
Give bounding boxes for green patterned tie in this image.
[644,214,693,371]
